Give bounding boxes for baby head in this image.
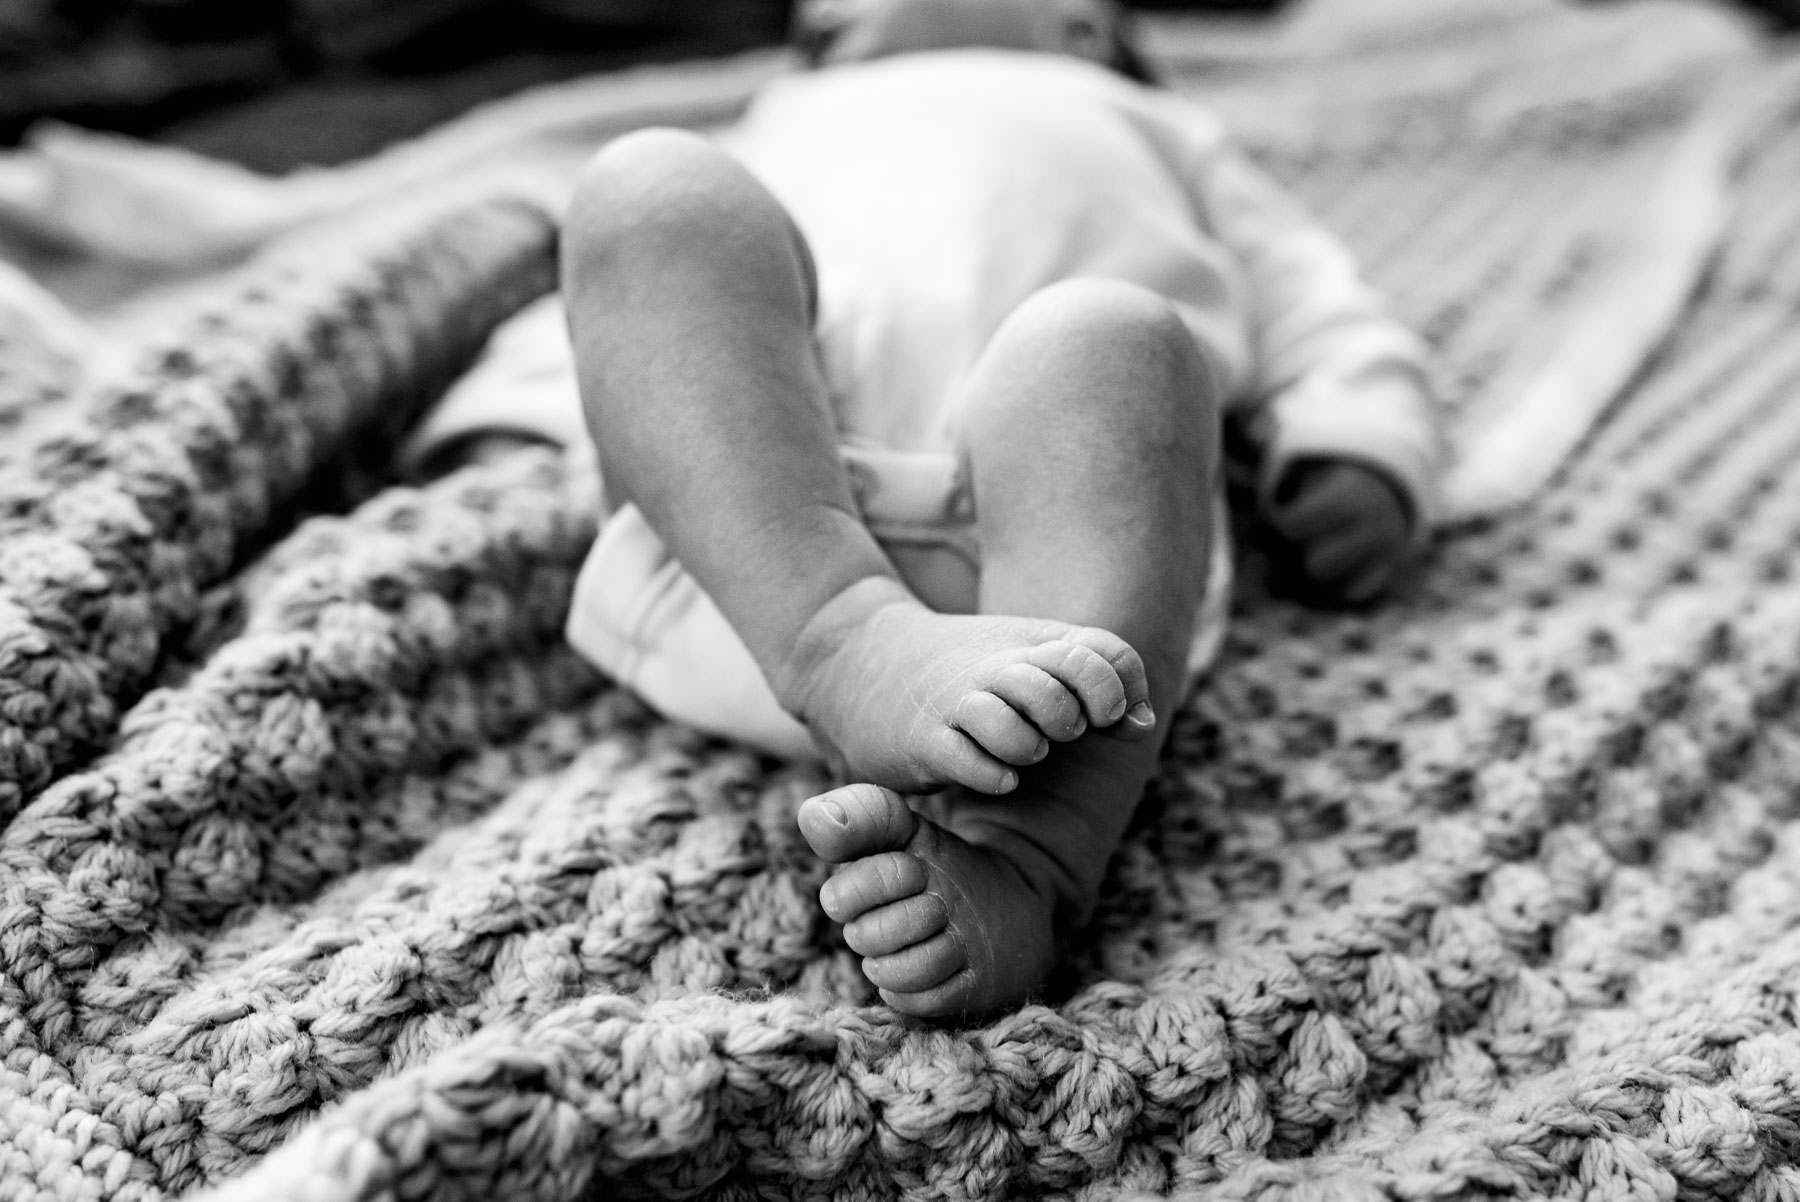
[793,0,1157,83]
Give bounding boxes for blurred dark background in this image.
[2,0,1795,170]
[0,0,1267,170]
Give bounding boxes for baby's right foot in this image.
[780,576,1156,795]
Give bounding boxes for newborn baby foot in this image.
[798,782,1064,1019]
[782,576,1156,795]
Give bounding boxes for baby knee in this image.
[989,279,1218,448]
[1018,278,1195,364]
[562,129,779,281]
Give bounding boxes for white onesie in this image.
[407,49,1445,760]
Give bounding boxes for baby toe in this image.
[798,784,918,863]
[1065,627,1155,734]
[879,973,994,1021]
[820,850,927,924]
[926,726,1019,795]
[989,662,1087,742]
[954,690,1048,766]
[1026,640,1128,728]
[843,890,949,957]
[862,929,966,994]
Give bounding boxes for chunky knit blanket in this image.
[6,1,1800,1198]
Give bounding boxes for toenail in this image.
[1032,739,1049,762]
[998,771,1018,792]
[1127,702,1155,727]
[1073,716,1088,737]
[818,799,847,825]
[1107,697,1127,722]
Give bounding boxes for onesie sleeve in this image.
[1156,98,1447,531]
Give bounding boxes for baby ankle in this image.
[772,573,917,716]
[959,822,1100,936]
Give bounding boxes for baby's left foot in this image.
[798,782,1060,1019]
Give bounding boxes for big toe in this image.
[798,783,919,863]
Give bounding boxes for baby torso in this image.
[717,50,1254,451]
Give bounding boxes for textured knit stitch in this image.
[0,190,557,824]
[6,2,1800,1200]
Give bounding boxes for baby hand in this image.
[1265,458,1412,605]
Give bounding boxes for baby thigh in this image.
[958,277,1221,702]
[562,128,919,701]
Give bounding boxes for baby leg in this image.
[799,279,1219,1018]
[565,131,1154,793]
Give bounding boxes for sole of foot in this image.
[797,781,1063,1020]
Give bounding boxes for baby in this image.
[412,0,1444,1019]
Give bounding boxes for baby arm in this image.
[1184,123,1445,603]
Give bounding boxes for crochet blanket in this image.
[6,1,1800,1198]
